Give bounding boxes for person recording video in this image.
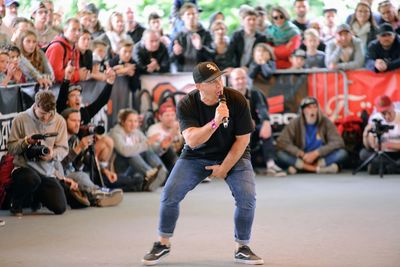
[7,90,71,216]
[360,95,400,174]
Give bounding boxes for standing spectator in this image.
[321,7,338,43]
[45,18,81,84]
[3,0,19,28]
[133,29,170,74]
[7,90,70,216]
[169,0,198,40]
[292,0,311,33]
[77,29,92,81]
[18,30,54,87]
[276,96,347,174]
[10,17,33,45]
[148,12,171,48]
[170,3,213,72]
[210,19,230,71]
[366,23,400,72]
[126,7,145,44]
[303,28,326,68]
[85,3,104,39]
[229,68,285,176]
[325,23,365,70]
[78,9,93,32]
[266,6,301,69]
[348,1,378,51]
[254,6,269,33]
[289,49,306,70]
[377,0,400,31]
[228,8,267,68]
[31,1,58,48]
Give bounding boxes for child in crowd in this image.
[78,29,93,81]
[289,49,306,70]
[0,48,23,86]
[248,43,276,80]
[91,40,108,81]
[7,46,24,83]
[303,28,326,68]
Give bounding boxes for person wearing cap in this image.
[146,102,183,173]
[142,62,264,265]
[360,95,400,174]
[321,7,337,42]
[325,23,365,70]
[366,23,400,72]
[31,1,58,48]
[3,0,19,28]
[289,48,307,69]
[170,3,213,72]
[276,96,347,174]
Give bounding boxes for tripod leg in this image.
[381,152,399,165]
[378,154,384,178]
[353,152,378,175]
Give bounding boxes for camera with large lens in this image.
[369,118,394,136]
[79,124,105,137]
[25,132,58,161]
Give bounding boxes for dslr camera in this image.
[79,124,105,137]
[25,132,58,161]
[369,118,394,137]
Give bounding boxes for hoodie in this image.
[7,106,69,177]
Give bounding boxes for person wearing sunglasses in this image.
[276,96,347,174]
[366,23,400,72]
[31,1,57,48]
[266,5,301,69]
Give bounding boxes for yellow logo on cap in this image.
[206,63,217,71]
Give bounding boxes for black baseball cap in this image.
[193,62,226,84]
[68,84,82,94]
[377,23,395,36]
[300,96,318,109]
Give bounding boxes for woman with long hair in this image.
[349,1,378,50]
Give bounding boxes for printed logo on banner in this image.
[0,113,17,158]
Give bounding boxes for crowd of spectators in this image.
[1,0,400,217]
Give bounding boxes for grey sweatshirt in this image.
[7,106,68,177]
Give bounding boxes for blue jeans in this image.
[159,158,256,245]
[276,148,348,168]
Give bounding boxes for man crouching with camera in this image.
[361,95,400,174]
[7,90,73,216]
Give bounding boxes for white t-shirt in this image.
[369,110,400,151]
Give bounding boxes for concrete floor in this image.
[1,172,400,267]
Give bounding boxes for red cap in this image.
[375,95,393,112]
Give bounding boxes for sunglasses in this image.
[272,15,285,20]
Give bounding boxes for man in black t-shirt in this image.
[142,62,264,266]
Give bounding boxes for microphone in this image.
[218,94,229,128]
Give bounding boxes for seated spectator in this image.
[348,1,378,51]
[45,18,81,84]
[266,6,301,69]
[229,68,286,176]
[96,11,132,60]
[289,49,306,70]
[210,19,230,71]
[366,23,400,72]
[170,3,213,72]
[77,29,92,81]
[109,109,168,192]
[228,8,267,68]
[60,108,123,205]
[56,63,117,186]
[148,12,171,48]
[31,1,58,48]
[321,7,338,43]
[325,23,365,70]
[276,96,347,174]
[7,90,71,216]
[303,28,325,68]
[248,43,276,81]
[147,102,183,173]
[377,0,400,31]
[18,30,54,88]
[133,29,170,74]
[360,95,400,174]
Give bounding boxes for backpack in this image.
[42,40,68,69]
[0,154,14,208]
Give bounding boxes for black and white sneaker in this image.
[234,245,264,265]
[142,241,171,265]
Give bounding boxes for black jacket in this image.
[133,42,170,74]
[366,35,400,72]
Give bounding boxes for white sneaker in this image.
[266,164,287,177]
[317,163,339,174]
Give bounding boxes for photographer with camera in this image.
[7,90,71,216]
[57,62,117,186]
[361,95,400,174]
[60,108,123,207]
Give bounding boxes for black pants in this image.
[11,167,67,214]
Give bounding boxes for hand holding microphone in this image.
[217,94,229,128]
